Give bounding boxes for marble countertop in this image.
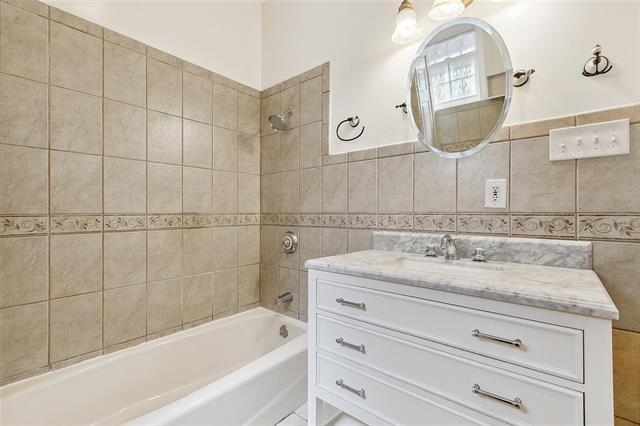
[305,250,619,320]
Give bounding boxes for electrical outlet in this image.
[485,179,507,208]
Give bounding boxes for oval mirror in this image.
[407,18,512,158]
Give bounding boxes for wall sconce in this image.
[391,0,422,44]
[428,0,473,21]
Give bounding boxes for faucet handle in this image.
[425,244,438,257]
[472,248,487,262]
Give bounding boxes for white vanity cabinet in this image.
[306,265,617,426]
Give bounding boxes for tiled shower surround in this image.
[0,0,638,424]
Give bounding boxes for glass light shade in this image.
[429,0,465,21]
[392,5,422,44]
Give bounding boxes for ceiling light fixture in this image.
[428,0,470,21]
[391,0,422,45]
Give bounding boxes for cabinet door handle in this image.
[472,329,522,347]
[336,378,366,399]
[472,384,522,409]
[336,298,366,310]
[336,337,366,353]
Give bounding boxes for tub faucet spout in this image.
[275,292,293,305]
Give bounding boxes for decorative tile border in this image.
[260,214,279,225]
[414,214,456,232]
[104,215,146,232]
[279,214,300,226]
[457,214,509,235]
[183,214,213,228]
[578,215,640,240]
[348,214,378,229]
[211,214,237,227]
[378,214,413,230]
[299,214,323,227]
[50,215,102,234]
[322,214,347,228]
[0,216,48,236]
[237,214,260,226]
[147,214,182,230]
[511,215,576,238]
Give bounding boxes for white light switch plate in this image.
[484,179,507,208]
[549,119,630,161]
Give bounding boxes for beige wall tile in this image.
[322,62,330,92]
[348,159,377,213]
[50,233,101,298]
[183,166,213,213]
[103,99,146,160]
[147,46,182,68]
[238,133,260,174]
[260,173,279,214]
[299,76,322,126]
[511,137,575,212]
[577,104,640,126]
[348,229,373,252]
[50,150,102,214]
[147,162,182,213]
[147,110,182,165]
[322,164,347,213]
[378,142,413,158]
[49,7,101,37]
[212,227,237,270]
[414,152,456,213]
[457,109,481,142]
[183,71,212,124]
[510,115,575,140]
[323,92,330,125]
[238,225,260,266]
[147,58,182,116]
[280,84,299,129]
[147,278,182,334]
[183,228,213,275]
[261,133,280,174]
[299,271,309,316]
[238,92,260,136]
[103,284,146,347]
[593,242,640,332]
[348,148,378,162]
[104,41,146,107]
[0,144,48,214]
[578,125,640,212]
[278,267,299,314]
[0,302,48,379]
[614,416,638,426]
[0,3,48,82]
[213,83,238,130]
[183,273,213,323]
[299,121,322,169]
[261,92,280,136]
[0,74,47,148]
[147,229,182,282]
[457,142,509,212]
[50,86,101,155]
[300,167,322,213]
[0,236,47,308]
[260,225,278,265]
[104,157,146,214]
[260,263,277,308]
[279,170,299,214]
[238,173,260,214]
[104,231,146,289]
[299,227,321,270]
[50,292,102,363]
[279,128,300,173]
[103,28,145,54]
[238,265,260,306]
[50,22,102,96]
[378,154,413,213]
[213,126,237,171]
[321,228,347,257]
[212,268,238,314]
[212,170,238,214]
[613,329,640,423]
[3,0,48,17]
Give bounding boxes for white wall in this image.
[42,0,263,89]
[262,1,640,154]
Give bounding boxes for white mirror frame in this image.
[406,17,513,159]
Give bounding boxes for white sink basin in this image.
[379,255,503,274]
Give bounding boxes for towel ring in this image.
[336,116,365,142]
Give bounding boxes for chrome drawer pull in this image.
[336,298,366,310]
[336,337,366,353]
[472,384,522,409]
[472,329,522,347]
[336,378,366,399]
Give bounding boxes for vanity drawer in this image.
[317,317,584,426]
[316,354,502,426]
[316,279,584,382]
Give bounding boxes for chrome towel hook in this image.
[582,44,613,77]
[336,116,365,142]
[513,68,535,87]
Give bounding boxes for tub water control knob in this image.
[281,231,298,254]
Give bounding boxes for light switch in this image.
[549,119,629,161]
[484,179,507,208]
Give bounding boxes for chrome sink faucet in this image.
[440,234,459,260]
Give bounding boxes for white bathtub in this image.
[0,308,307,425]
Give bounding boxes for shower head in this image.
[268,106,295,132]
